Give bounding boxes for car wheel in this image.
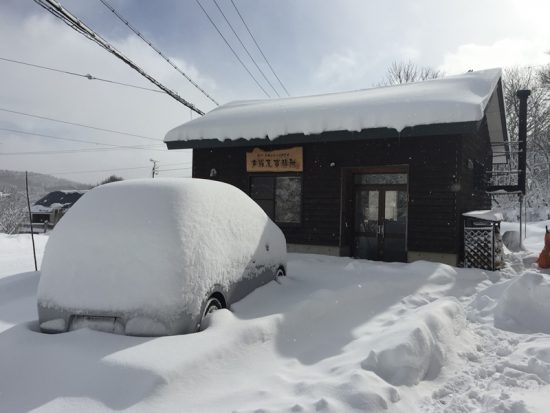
[199,296,223,331]
[276,266,286,277]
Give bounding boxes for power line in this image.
[157,167,193,172]
[159,161,193,166]
[52,165,154,175]
[155,162,193,168]
[212,0,280,97]
[0,107,161,142]
[0,146,164,156]
[157,173,193,178]
[33,0,205,115]
[0,127,163,149]
[0,127,167,155]
[195,0,270,98]
[50,161,193,175]
[97,0,219,107]
[0,56,164,94]
[230,0,290,96]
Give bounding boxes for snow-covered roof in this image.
[33,190,87,209]
[463,210,504,222]
[58,189,88,195]
[165,68,507,161]
[30,205,53,214]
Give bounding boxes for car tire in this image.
[276,266,286,277]
[198,296,223,331]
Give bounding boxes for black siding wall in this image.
[192,132,487,256]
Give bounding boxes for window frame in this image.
[249,173,303,227]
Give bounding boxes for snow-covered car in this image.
[37,178,287,336]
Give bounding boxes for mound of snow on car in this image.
[38,178,286,335]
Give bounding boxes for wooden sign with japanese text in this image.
[246,147,303,172]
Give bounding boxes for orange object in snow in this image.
[537,226,550,269]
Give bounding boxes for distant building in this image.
[164,69,508,266]
[30,190,87,228]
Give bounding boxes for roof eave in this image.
[165,121,480,150]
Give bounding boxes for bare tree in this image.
[379,60,442,86]
[96,175,124,186]
[493,66,550,218]
[540,68,550,85]
[377,62,549,217]
[0,192,27,234]
[539,55,550,84]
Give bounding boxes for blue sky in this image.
[1,0,549,183]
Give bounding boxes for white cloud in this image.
[440,38,550,75]
[311,49,386,93]
[314,49,359,88]
[0,10,218,184]
[311,44,429,94]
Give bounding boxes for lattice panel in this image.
[464,227,494,270]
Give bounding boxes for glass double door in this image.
[353,184,408,262]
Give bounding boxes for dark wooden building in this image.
[165,69,508,266]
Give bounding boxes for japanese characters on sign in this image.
[246,147,303,172]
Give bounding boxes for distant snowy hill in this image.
[0,170,89,201]
[0,170,90,233]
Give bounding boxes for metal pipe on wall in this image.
[516,90,530,195]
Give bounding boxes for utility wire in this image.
[0,107,160,142]
[158,161,193,167]
[0,127,163,149]
[0,128,167,156]
[195,0,270,98]
[50,161,193,176]
[161,172,195,178]
[212,0,279,97]
[52,165,155,175]
[157,167,193,172]
[97,0,219,106]
[154,161,193,170]
[33,0,205,115]
[0,146,164,156]
[0,56,164,94]
[230,0,290,96]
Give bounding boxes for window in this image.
[250,176,302,224]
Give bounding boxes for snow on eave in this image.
[165,68,503,144]
[57,190,88,195]
[463,210,504,222]
[31,205,52,213]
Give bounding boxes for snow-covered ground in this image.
[1,223,549,412]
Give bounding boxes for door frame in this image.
[339,165,409,260]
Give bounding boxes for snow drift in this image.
[495,271,550,334]
[360,298,467,386]
[4,223,550,412]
